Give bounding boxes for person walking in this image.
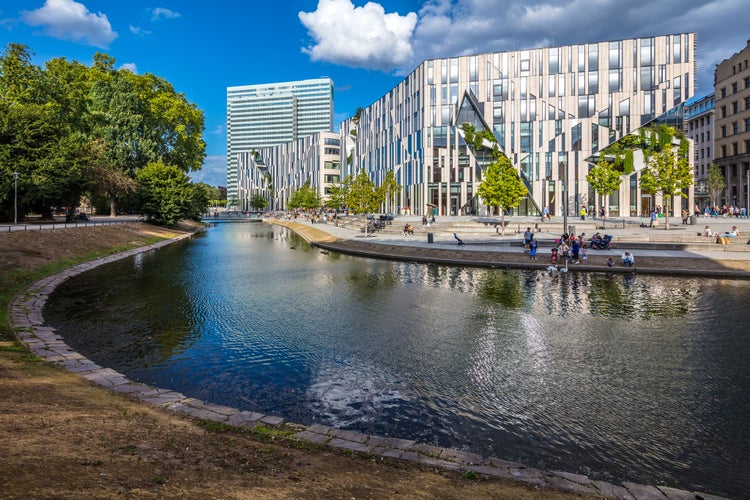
[649,210,656,227]
[580,207,587,221]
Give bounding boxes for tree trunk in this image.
[500,206,506,235]
[664,196,670,230]
[109,194,117,217]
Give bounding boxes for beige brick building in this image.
[714,39,750,211]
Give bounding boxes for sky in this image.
[1,0,748,187]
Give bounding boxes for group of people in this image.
[700,204,747,218]
[523,227,635,267]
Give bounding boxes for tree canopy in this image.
[640,143,692,230]
[476,154,527,234]
[0,43,209,222]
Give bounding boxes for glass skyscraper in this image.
[226,78,333,206]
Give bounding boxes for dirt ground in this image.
[0,223,589,499]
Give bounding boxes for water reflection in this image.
[43,223,750,497]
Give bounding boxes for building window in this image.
[721,145,727,157]
[721,106,727,118]
[733,143,739,156]
[747,117,750,132]
[721,87,727,98]
[733,101,739,114]
[734,122,739,135]
[732,82,738,93]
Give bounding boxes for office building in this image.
[226,78,334,207]
[341,34,696,217]
[714,39,750,210]
[684,93,715,209]
[238,131,341,210]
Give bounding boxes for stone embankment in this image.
[9,227,731,500]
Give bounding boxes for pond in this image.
[44,223,750,497]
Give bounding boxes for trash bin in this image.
[689,215,696,225]
[427,232,434,244]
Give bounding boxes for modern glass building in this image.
[341,34,697,217]
[226,78,334,207]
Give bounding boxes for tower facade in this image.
[226,78,333,207]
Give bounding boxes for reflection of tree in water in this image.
[477,271,525,309]
[588,274,695,319]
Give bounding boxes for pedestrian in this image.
[581,247,587,264]
[523,227,533,245]
[543,206,550,220]
[606,256,615,267]
[681,209,689,225]
[571,240,580,263]
[622,251,635,267]
[649,210,656,227]
[529,237,538,260]
[580,207,587,221]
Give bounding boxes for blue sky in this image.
[1,1,748,187]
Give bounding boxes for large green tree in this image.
[287,184,320,210]
[476,154,527,235]
[346,169,382,214]
[135,162,207,225]
[586,156,623,218]
[640,144,692,230]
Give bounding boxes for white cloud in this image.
[150,7,181,22]
[299,0,418,72]
[119,62,137,73]
[190,155,227,187]
[21,0,117,49]
[129,25,151,37]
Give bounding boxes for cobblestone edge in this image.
[8,232,728,500]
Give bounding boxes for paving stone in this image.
[544,474,598,496]
[691,492,730,500]
[410,443,443,457]
[227,411,264,427]
[366,435,415,450]
[291,430,330,444]
[439,448,483,465]
[369,446,404,459]
[259,415,285,426]
[510,467,547,486]
[112,382,153,394]
[328,428,368,443]
[592,480,636,500]
[464,465,513,480]
[415,455,461,470]
[139,392,186,406]
[307,423,332,435]
[549,470,592,485]
[656,486,697,500]
[327,438,373,454]
[623,481,669,499]
[202,403,239,416]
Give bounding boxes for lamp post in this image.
[13,171,19,225]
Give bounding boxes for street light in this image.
[13,171,19,225]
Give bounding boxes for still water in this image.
[45,223,750,497]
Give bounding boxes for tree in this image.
[248,193,268,210]
[586,156,623,217]
[640,145,692,230]
[325,175,351,211]
[476,154,527,234]
[287,185,320,210]
[134,162,206,225]
[346,169,381,214]
[706,163,725,207]
[378,170,401,213]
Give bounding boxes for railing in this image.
[1,218,141,233]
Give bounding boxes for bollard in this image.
[427,232,434,244]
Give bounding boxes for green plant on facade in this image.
[639,139,692,230]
